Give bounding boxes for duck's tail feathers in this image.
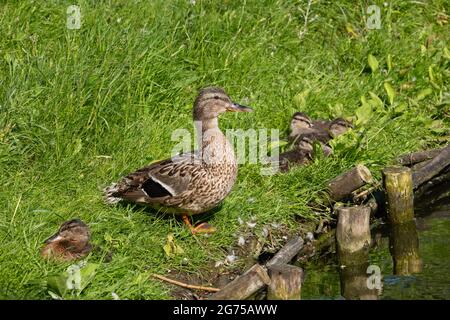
[103,183,123,205]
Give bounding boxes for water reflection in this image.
[339,262,380,300]
[338,213,423,299]
[301,184,449,300]
[389,221,423,275]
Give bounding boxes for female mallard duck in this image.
[104,87,253,234]
[41,219,92,262]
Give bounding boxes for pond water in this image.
[301,187,450,300]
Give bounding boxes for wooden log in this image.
[327,165,373,201]
[266,236,304,268]
[209,264,271,300]
[412,144,450,188]
[267,264,303,300]
[336,206,371,266]
[389,221,422,275]
[366,197,378,216]
[415,166,450,199]
[210,236,304,300]
[397,148,443,166]
[382,166,414,224]
[411,159,431,172]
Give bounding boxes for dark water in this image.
[301,190,450,300]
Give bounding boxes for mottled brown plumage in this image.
[104,87,252,229]
[41,219,92,262]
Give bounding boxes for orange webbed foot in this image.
[182,215,216,235]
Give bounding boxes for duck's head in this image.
[329,118,353,138]
[290,112,312,132]
[41,219,91,261]
[296,135,314,152]
[193,87,253,121]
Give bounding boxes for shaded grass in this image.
[0,0,448,299]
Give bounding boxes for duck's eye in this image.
[214,95,220,99]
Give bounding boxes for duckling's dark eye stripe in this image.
[203,94,228,102]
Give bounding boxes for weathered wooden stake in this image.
[267,264,303,300]
[382,166,414,224]
[327,165,373,201]
[209,264,271,300]
[336,206,371,266]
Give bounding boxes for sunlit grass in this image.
[0,0,448,299]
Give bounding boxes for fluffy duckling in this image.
[295,134,333,157]
[289,113,353,143]
[280,113,352,172]
[328,118,354,138]
[277,135,332,172]
[288,112,316,141]
[41,219,92,262]
[278,149,311,172]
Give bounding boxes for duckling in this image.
[295,134,333,157]
[104,87,253,234]
[41,219,92,262]
[328,118,354,138]
[290,112,353,143]
[288,112,315,141]
[278,149,311,172]
[277,135,332,172]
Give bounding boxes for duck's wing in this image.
[104,152,200,205]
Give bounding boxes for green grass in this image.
[0,0,448,299]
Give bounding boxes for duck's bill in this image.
[44,233,63,244]
[227,103,253,112]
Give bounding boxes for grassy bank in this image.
[0,0,448,299]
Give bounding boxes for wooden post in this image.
[382,166,414,224]
[267,264,303,300]
[336,206,371,266]
[209,264,271,300]
[327,165,373,201]
[389,221,422,275]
